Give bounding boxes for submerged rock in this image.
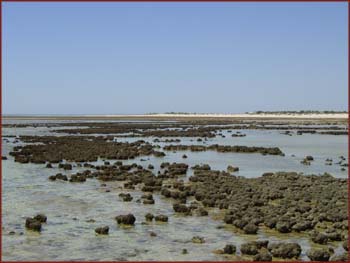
[223,244,236,254]
[276,221,292,233]
[253,250,272,261]
[95,226,109,235]
[195,207,208,216]
[240,242,259,255]
[307,248,331,261]
[292,221,313,232]
[115,214,136,225]
[69,174,86,183]
[330,253,348,261]
[305,155,314,161]
[311,231,328,245]
[240,241,268,256]
[49,173,68,181]
[143,199,155,205]
[25,213,47,232]
[25,218,42,232]
[33,214,47,223]
[59,163,72,170]
[268,242,301,259]
[145,213,154,221]
[227,165,239,173]
[119,193,133,202]
[155,215,168,222]
[173,203,191,214]
[192,236,205,244]
[149,231,157,237]
[243,223,258,234]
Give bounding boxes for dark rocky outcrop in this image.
[223,244,236,254]
[307,248,331,261]
[268,243,301,259]
[115,214,136,225]
[155,215,168,222]
[25,214,47,232]
[95,226,109,235]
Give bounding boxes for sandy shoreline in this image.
[2,113,348,121]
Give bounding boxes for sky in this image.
[2,2,348,115]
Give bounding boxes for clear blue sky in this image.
[2,2,348,114]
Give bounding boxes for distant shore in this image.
[2,113,348,121]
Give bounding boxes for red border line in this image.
[1,262,349,263]
[1,0,349,2]
[0,1,349,263]
[347,2,350,262]
[1,0,3,262]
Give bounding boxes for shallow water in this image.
[1,120,348,261]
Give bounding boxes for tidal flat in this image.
[2,116,348,261]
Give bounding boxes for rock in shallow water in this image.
[191,236,205,244]
[154,215,168,222]
[307,248,331,261]
[268,242,301,259]
[227,165,239,173]
[330,253,348,261]
[149,231,157,237]
[34,214,47,223]
[25,218,42,232]
[95,226,109,235]
[115,214,136,225]
[243,223,258,234]
[240,241,268,256]
[119,193,133,202]
[145,213,154,221]
[25,214,47,232]
[223,244,236,254]
[276,220,292,233]
[240,242,259,255]
[311,231,329,245]
[173,203,191,214]
[253,250,272,261]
